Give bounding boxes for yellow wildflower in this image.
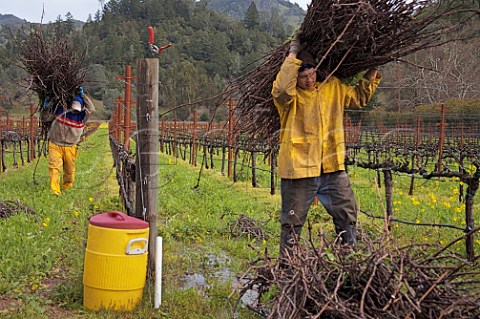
[42,217,50,227]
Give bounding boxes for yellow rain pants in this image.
[48,142,78,195]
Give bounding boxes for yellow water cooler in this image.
[83,211,149,311]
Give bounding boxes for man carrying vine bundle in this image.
[46,87,95,196]
[272,31,381,256]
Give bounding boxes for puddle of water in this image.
[179,273,207,290]
[175,252,259,308]
[236,278,259,308]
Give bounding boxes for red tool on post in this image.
[148,26,172,57]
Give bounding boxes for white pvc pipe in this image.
[154,236,162,308]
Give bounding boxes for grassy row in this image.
[171,143,479,253]
[1,123,478,318]
[0,124,277,318]
[0,124,120,318]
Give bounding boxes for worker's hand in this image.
[364,68,379,80]
[79,86,84,96]
[289,30,303,54]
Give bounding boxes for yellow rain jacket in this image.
[272,57,381,179]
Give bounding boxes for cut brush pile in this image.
[236,224,480,319]
[226,0,479,143]
[17,27,86,124]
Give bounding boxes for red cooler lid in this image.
[89,211,149,229]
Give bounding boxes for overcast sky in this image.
[0,0,311,23]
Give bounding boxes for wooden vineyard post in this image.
[19,117,25,166]
[184,123,188,160]
[436,104,447,173]
[376,153,381,189]
[123,65,135,151]
[191,110,197,166]
[464,177,478,260]
[383,169,393,219]
[112,103,118,141]
[1,138,5,173]
[209,144,214,170]
[114,97,123,142]
[202,122,212,170]
[227,98,235,178]
[233,147,240,182]
[209,124,215,170]
[173,113,177,158]
[164,122,170,156]
[396,60,401,114]
[160,119,164,153]
[251,151,257,187]
[268,137,276,195]
[270,147,276,195]
[221,143,226,176]
[123,66,136,214]
[459,123,465,202]
[29,104,35,161]
[409,115,421,196]
[0,109,6,173]
[135,58,159,278]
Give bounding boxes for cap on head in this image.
[297,50,316,72]
[71,96,84,112]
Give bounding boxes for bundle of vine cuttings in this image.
[236,226,480,319]
[17,27,86,115]
[228,0,479,143]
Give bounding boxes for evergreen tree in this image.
[0,0,286,120]
[244,1,260,30]
[94,10,102,22]
[64,12,75,33]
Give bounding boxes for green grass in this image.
[0,124,122,318]
[0,125,274,318]
[1,124,478,318]
[349,165,480,255]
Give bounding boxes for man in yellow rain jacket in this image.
[47,89,95,195]
[272,34,381,255]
